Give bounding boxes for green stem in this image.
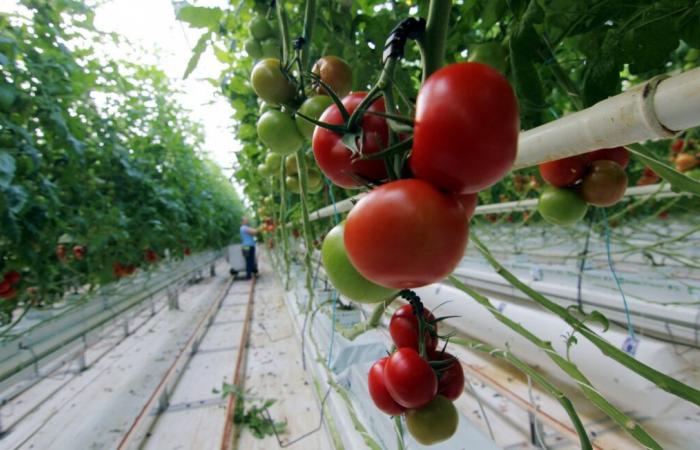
[448,275,661,449]
[347,57,398,131]
[470,234,700,409]
[301,0,316,69]
[417,0,451,83]
[339,295,397,340]
[278,159,291,288]
[295,149,315,311]
[451,337,592,450]
[275,0,291,64]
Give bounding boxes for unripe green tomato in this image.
[405,395,459,445]
[285,154,299,175]
[251,58,295,105]
[285,174,301,194]
[538,185,588,226]
[257,110,304,155]
[468,42,507,74]
[264,152,282,170]
[295,95,334,138]
[249,16,273,40]
[321,222,398,303]
[260,38,279,58]
[257,163,271,176]
[244,38,262,59]
[307,168,323,191]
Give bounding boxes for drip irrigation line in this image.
[576,217,594,310]
[464,374,495,441]
[602,208,638,351]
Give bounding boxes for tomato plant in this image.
[539,155,588,187]
[344,179,469,289]
[581,160,628,207]
[389,304,437,352]
[384,348,437,409]
[295,95,334,138]
[312,92,389,188]
[321,222,398,303]
[538,186,588,226]
[367,357,406,416]
[405,395,458,445]
[250,58,295,105]
[257,110,304,155]
[311,56,353,98]
[410,62,519,194]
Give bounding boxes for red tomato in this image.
[184,247,191,256]
[145,250,158,263]
[72,245,86,260]
[539,154,587,187]
[410,62,519,194]
[456,193,478,220]
[344,179,469,289]
[384,348,438,409]
[434,353,465,401]
[389,304,438,352]
[0,280,11,295]
[587,146,630,169]
[0,286,17,299]
[368,357,406,415]
[312,92,388,188]
[671,139,684,153]
[4,271,21,285]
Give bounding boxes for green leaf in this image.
[680,5,700,48]
[213,45,232,64]
[183,32,211,79]
[0,151,15,187]
[176,5,223,30]
[627,144,700,197]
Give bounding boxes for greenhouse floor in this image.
[4,251,700,450]
[1,258,330,450]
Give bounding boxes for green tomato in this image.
[260,38,279,59]
[257,110,304,155]
[295,95,334,138]
[251,58,295,105]
[405,396,458,445]
[307,168,323,191]
[244,38,262,59]
[257,163,271,176]
[537,185,588,226]
[285,175,301,194]
[249,16,273,40]
[468,42,507,73]
[285,154,299,175]
[321,222,398,303]
[264,152,282,171]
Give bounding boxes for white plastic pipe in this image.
[308,68,700,221]
[309,182,681,220]
[514,69,700,168]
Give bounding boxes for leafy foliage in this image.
[0,1,243,321]
[217,382,287,439]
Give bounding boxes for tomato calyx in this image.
[398,289,439,359]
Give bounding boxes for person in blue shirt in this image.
[240,217,259,279]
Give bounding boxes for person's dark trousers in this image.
[242,245,258,278]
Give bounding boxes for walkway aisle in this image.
[5,261,231,450]
[141,276,252,449]
[234,256,332,449]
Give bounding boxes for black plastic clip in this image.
[382,17,426,63]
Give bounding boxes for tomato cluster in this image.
[368,301,462,445]
[313,62,517,290]
[243,15,280,61]
[537,147,630,226]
